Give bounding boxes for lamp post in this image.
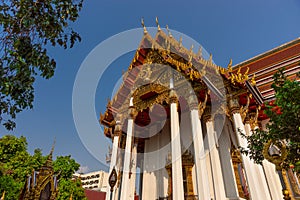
[263,139,291,200]
[108,167,117,200]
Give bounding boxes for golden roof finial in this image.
[50,139,55,155]
[106,99,112,107]
[155,17,161,31]
[189,44,194,53]
[237,67,241,74]
[209,53,213,63]
[45,139,55,168]
[245,67,249,75]
[227,58,232,72]
[179,36,182,48]
[188,45,194,63]
[166,25,172,38]
[197,46,202,58]
[141,18,147,34]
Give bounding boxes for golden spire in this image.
[45,139,55,168]
[69,193,73,200]
[179,36,182,48]
[237,67,241,74]
[197,46,202,58]
[141,18,147,34]
[209,53,213,64]
[155,17,161,31]
[189,44,194,53]
[166,25,172,38]
[227,58,233,72]
[245,67,249,75]
[188,45,194,63]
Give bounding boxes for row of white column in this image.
[107,94,282,200]
[231,97,282,200]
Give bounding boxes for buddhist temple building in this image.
[100,20,300,200]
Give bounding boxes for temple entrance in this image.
[165,150,196,200]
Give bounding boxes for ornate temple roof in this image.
[233,37,300,101]
[100,19,260,139]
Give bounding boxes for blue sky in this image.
[1,0,300,172]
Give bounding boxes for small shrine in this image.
[19,146,58,200]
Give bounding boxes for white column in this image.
[232,112,263,200]
[106,120,121,200]
[120,99,136,200]
[128,144,137,200]
[262,160,283,199]
[260,120,284,199]
[169,90,185,200]
[106,135,120,200]
[204,111,227,200]
[244,123,272,200]
[218,120,240,199]
[190,106,211,199]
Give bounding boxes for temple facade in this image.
[100,21,299,200]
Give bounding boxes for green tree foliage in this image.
[0,135,45,199]
[53,156,87,200]
[242,70,300,172]
[56,178,87,200]
[0,135,86,199]
[0,0,83,130]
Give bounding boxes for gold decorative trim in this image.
[228,96,240,114]
[240,94,251,122]
[203,106,212,123]
[249,106,260,130]
[198,91,208,118]
[128,106,137,119]
[169,89,178,104]
[262,140,287,171]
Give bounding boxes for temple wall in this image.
[142,119,171,199]
[179,111,194,152]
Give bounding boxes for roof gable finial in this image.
[197,46,202,58]
[209,53,213,64]
[156,17,161,31]
[45,139,56,168]
[166,25,173,38]
[227,58,233,72]
[141,18,147,34]
[189,44,194,53]
[179,36,182,49]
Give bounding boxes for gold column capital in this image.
[169,89,178,104]
[228,95,240,114]
[128,106,137,120]
[113,122,122,138]
[188,93,198,110]
[244,114,250,124]
[203,106,213,123]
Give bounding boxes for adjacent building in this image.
[73,170,108,192]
